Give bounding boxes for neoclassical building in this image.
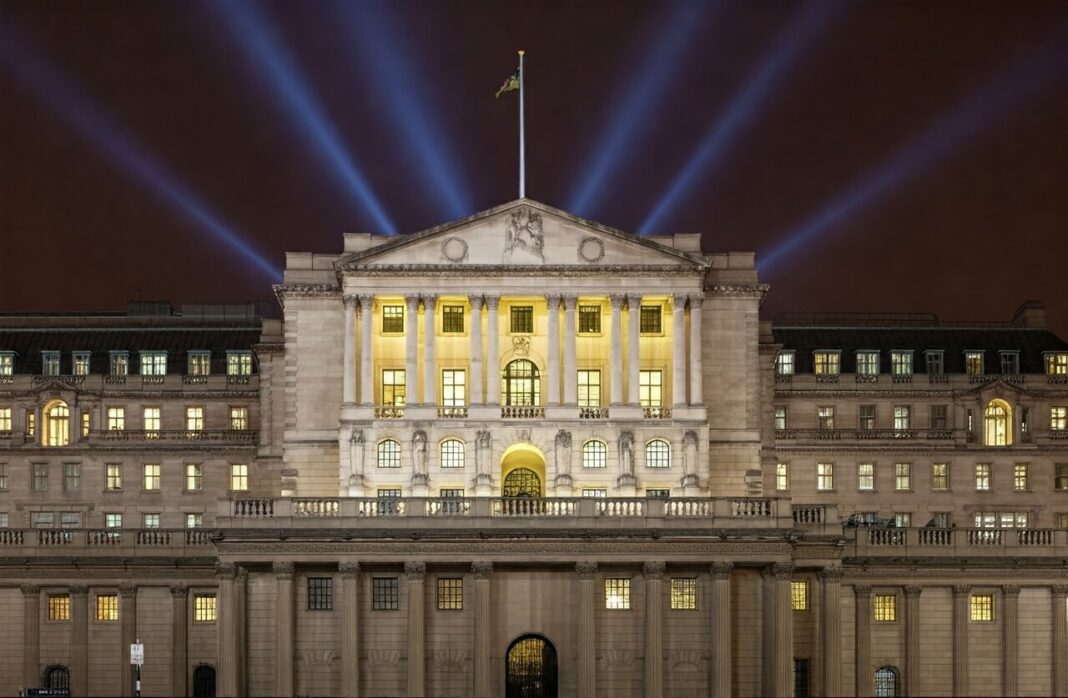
[0,199,1066,697]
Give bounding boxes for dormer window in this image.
[72,352,91,376]
[227,351,253,376]
[1044,352,1068,377]
[188,351,211,376]
[964,351,984,377]
[109,351,129,376]
[999,351,1020,376]
[140,351,168,376]
[41,351,61,376]
[925,350,944,376]
[0,352,14,376]
[856,351,879,377]
[775,351,795,376]
[891,351,913,376]
[813,351,840,376]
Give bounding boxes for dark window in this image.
[578,305,601,333]
[859,405,876,431]
[794,658,809,698]
[437,578,463,610]
[925,351,944,375]
[193,665,216,698]
[44,666,70,691]
[382,305,404,333]
[930,405,948,430]
[640,305,662,333]
[875,666,899,697]
[442,305,464,333]
[510,306,533,333]
[372,577,399,610]
[307,577,333,610]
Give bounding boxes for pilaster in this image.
[576,562,598,698]
[274,561,295,697]
[472,562,494,698]
[340,562,361,698]
[21,584,40,693]
[118,582,137,697]
[643,562,665,698]
[820,568,843,697]
[952,584,970,697]
[710,562,733,698]
[169,585,188,698]
[406,562,427,697]
[216,563,238,697]
[70,585,88,698]
[1002,585,1020,697]
[1053,584,1068,697]
[904,585,922,697]
[854,584,872,697]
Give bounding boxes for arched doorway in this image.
[506,634,558,698]
[500,443,546,498]
[503,468,542,497]
[193,664,216,698]
[43,665,70,691]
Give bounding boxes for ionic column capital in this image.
[471,561,494,580]
[273,561,295,580]
[405,561,427,580]
[710,561,734,579]
[575,561,598,578]
[642,561,666,579]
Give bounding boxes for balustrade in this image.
[579,407,609,419]
[90,429,257,443]
[642,406,671,419]
[501,406,545,419]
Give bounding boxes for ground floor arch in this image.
[506,634,558,698]
[501,443,546,497]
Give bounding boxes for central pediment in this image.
[336,199,707,270]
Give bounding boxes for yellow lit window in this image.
[107,407,125,431]
[382,369,406,406]
[1013,464,1029,491]
[639,370,662,407]
[81,411,90,437]
[142,464,160,491]
[577,370,601,407]
[48,594,70,621]
[873,594,897,621]
[965,351,984,377]
[441,370,466,407]
[188,352,211,376]
[895,463,911,491]
[776,463,789,491]
[226,352,252,376]
[0,407,11,432]
[230,464,248,491]
[229,406,249,430]
[817,463,834,491]
[984,400,1011,446]
[814,351,840,375]
[43,400,70,447]
[1045,353,1068,376]
[931,463,949,490]
[436,578,463,610]
[106,464,122,491]
[143,407,160,437]
[194,594,217,622]
[670,578,697,610]
[605,578,630,610]
[1051,407,1067,431]
[970,594,994,621]
[96,594,118,621]
[184,463,202,491]
[382,305,404,333]
[791,581,808,611]
[186,407,203,432]
[140,351,167,376]
[975,464,991,491]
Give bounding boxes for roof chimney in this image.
[1010,301,1045,329]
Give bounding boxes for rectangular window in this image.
[577,370,601,407]
[775,351,795,376]
[1013,464,1028,491]
[0,352,12,375]
[814,351,840,375]
[437,578,463,610]
[774,406,787,431]
[1051,407,1067,431]
[42,351,61,376]
[639,370,662,407]
[1001,352,1020,375]
[1058,513,1068,529]
[105,463,122,491]
[930,405,948,431]
[188,352,211,376]
[143,464,161,491]
[891,351,913,376]
[382,305,404,333]
[925,350,944,376]
[776,463,789,492]
[1056,464,1068,491]
[582,488,608,497]
[0,513,7,527]
[1046,353,1068,376]
[32,463,48,491]
[81,411,90,437]
[140,351,167,376]
[185,407,204,432]
[965,351,984,377]
[932,463,949,490]
[858,463,875,492]
[817,463,834,491]
[382,369,406,406]
[105,513,123,529]
[96,594,118,621]
[645,488,670,498]
[970,594,994,621]
[72,352,91,376]
[578,305,601,333]
[185,463,203,491]
[873,594,897,621]
[63,463,81,491]
[670,578,697,610]
[859,405,876,431]
[307,577,334,610]
[605,578,631,609]
[441,369,466,407]
[230,406,249,430]
[143,407,160,437]
[60,512,80,529]
[856,351,879,376]
[372,577,399,610]
[186,513,203,529]
[442,305,464,333]
[142,513,160,529]
[639,305,662,334]
[894,512,912,528]
[817,406,835,430]
[791,581,808,610]
[109,352,128,376]
[194,594,217,622]
[48,594,70,621]
[27,411,35,437]
[893,406,911,432]
[0,463,7,491]
[230,464,248,491]
[377,489,401,514]
[895,463,911,491]
[0,407,10,432]
[510,305,534,333]
[32,512,55,528]
[975,464,991,491]
[107,407,125,431]
[227,352,253,376]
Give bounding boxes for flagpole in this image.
[518,49,525,199]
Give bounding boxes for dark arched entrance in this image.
[503,468,542,497]
[506,634,558,698]
[43,665,70,691]
[193,664,216,698]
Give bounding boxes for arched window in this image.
[582,440,607,468]
[44,665,70,691]
[645,439,671,468]
[984,399,1012,446]
[502,360,540,406]
[874,666,899,697]
[377,439,401,468]
[440,439,465,468]
[42,399,70,447]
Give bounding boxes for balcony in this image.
[775,428,956,443]
[0,374,258,391]
[846,526,1068,558]
[85,429,258,445]
[0,528,216,558]
[501,406,545,419]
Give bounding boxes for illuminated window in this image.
[1000,351,1020,375]
[372,578,399,610]
[813,351,840,375]
[440,439,465,468]
[502,360,540,406]
[873,594,897,621]
[605,578,630,609]
[964,351,984,377]
[639,370,662,407]
[140,351,167,376]
[442,305,464,333]
[893,406,911,433]
[774,406,787,430]
[670,578,697,610]
[984,400,1012,446]
[186,407,203,432]
[382,369,406,406]
[227,352,252,376]
[186,513,202,528]
[0,407,10,432]
[646,488,670,498]
[109,351,128,376]
[81,412,90,437]
[0,352,12,375]
[1051,407,1067,431]
[143,464,161,491]
[776,463,789,491]
[817,406,835,430]
[437,578,463,610]
[859,405,876,431]
[27,412,35,438]
[582,440,607,468]
[48,594,70,621]
[510,305,534,333]
[230,464,248,491]
[377,440,401,468]
[107,407,125,431]
[142,513,160,529]
[1056,464,1068,491]
[307,578,333,610]
[578,305,601,333]
[895,463,911,491]
[106,464,122,491]
[72,352,91,376]
[230,406,248,430]
[931,463,949,490]
[930,404,948,430]
[0,512,7,526]
[441,370,466,407]
[105,513,122,529]
[891,351,913,376]
[639,305,661,334]
[577,370,601,407]
[1013,464,1029,491]
[975,512,1029,529]
[791,581,808,610]
[63,463,80,491]
[32,512,54,528]
[775,351,795,376]
[382,305,404,333]
[1046,353,1068,376]
[856,351,879,376]
[645,439,671,469]
[1058,513,1068,528]
[194,594,216,622]
[582,488,608,497]
[96,594,118,621]
[817,463,834,491]
[43,400,70,447]
[970,594,994,621]
[42,351,61,376]
[894,512,911,527]
[143,407,160,437]
[188,352,211,376]
[975,464,991,491]
[858,464,874,491]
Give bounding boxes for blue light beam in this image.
[338,2,472,220]
[0,18,281,280]
[639,2,839,235]
[758,30,1068,274]
[566,1,715,217]
[214,1,397,234]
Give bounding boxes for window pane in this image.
[670,578,697,610]
[510,306,533,333]
[791,581,808,610]
[582,440,607,468]
[442,305,464,333]
[639,306,661,333]
[645,440,671,468]
[307,578,333,610]
[372,578,399,610]
[436,578,463,610]
[440,439,465,468]
[605,578,630,609]
[578,305,601,333]
[194,594,217,622]
[382,305,404,333]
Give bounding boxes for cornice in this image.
[336,264,703,277]
[273,284,341,304]
[702,282,770,299]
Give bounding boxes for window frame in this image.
[436,577,464,611]
[139,351,168,376]
[578,305,602,334]
[639,305,662,334]
[817,462,834,491]
[858,463,875,492]
[644,439,671,469]
[873,593,897,622]
[229,463,249,492]
[855,350,880,377]
[377,440,402,469]
[381,305,404,334]
[509,305,534,334]
[441,305,465,334]
[307,577,334,611]
[670,577,698,610]
[372,577,400,611]
[604,578,631,610]
[581,440,607,469]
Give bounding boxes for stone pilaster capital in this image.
[273,561,295,579]
[20,583,40,597]
[1001,584,1021,597]
[561,294,578,310]
[952,584,971,596]
[169,584,189,598]
[854,584,873,598]
[710,561,734,579]
[688,294,704,310]
[642,561,666,579]
[404,294,421,309]
[358,294,374,308]
[339,561,361,577]
[236,567,249,581]
[469,295,484,311]
[625,293,642,309]
[343,294,359,309]
[608,294,627,310]
[69,585,89,597]
[118,582,137,598]
[764,562,794,580]
[405,561,427,580]
[672,293,689,309]
[483,295,500,311]
[903,585,923,597]
[1051,584,1068,596]
[215,562,238,580]
[575,561,598,578]
[471,561,494,580]
[546,295,561,311]
[422,294,437,309]
[820,566,844,583]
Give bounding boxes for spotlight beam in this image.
[215,1,397,234]
[0,19,281,281]
[639,2,838,235]
[566,0,715,217]
[758,30,1068,274]
[338,2,472,220]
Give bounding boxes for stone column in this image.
[275,561,295,697]
[469,296,483,405]
[643,562,665,698]
[774,564,794,697]
[562,295,578,405]
[216,563,238,697]
[119,582,137,697]
[854,585,872,698]
[22,584,39,693]
[340,562,361,698]
[71,585,89,697]
[952,584,970,697]
[710,562,733,698]
[546,296,561,405]
[688,295,703,404]
[170,585,188,698]
[472,562,493,698]
[236,567,248,696]
[359,295,374,405]
[609,295,624,405]
[1001,585,1019,697]
[627,295,641,405]
[761,568,776,697]
[406,562,427,697]
[1053,584,1068,697]
[343,295,358,403]
[405,295,419,404]
[423,295,437,405]
[672,294,687,407]
[904,585,922,697]
[485,297,500,406]
[820,568,843,698]
[576,562,598,698]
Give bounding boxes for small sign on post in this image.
[130,642,144,665]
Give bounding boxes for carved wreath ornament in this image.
[441,236,468,263]
[578,236,605,263]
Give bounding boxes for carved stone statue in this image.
[503,207,544,262]
[411,430,428,475]
[349,429,366,486]
[682,430,698,478]
[618,430,634,476]
[475,429,492,478]
[554,429,573,476]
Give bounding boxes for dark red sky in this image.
[2,1,1066,335]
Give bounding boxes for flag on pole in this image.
[495,68,519,98]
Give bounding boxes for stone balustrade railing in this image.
[0,528,215,556]
[775,428,957,442]
[847,526,1068,557]
[85,429,258,444]
[1,374,258,390]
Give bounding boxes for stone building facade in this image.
[0,199,1066,697]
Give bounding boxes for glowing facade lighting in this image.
[566,1,715,217]
[0,19,281,281]
[639,2,838,235]
[215,1,397,234]
[758,33,1068,274]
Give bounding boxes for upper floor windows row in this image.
[372,437,675,470]
[0,350,253,377]
[775,349,1068,378]
[376,303,664,336]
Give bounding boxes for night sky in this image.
[2,1,1066,335]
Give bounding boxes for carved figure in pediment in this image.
[503,207,544,262]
